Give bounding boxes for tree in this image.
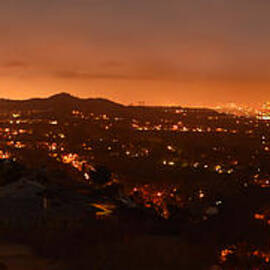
[90,165,112,186]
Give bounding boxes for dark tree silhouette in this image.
[90,165,112,186]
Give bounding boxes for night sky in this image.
[1,0,270,107]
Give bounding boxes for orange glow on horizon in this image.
[1,1,270,108]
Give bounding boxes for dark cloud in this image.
[2,61,28,68]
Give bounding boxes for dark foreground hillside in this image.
[0,160,269,270]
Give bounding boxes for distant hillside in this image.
[0,92,221,119]
[0,93,124,114]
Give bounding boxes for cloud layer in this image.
[0,0,270,106]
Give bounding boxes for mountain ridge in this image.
[0,92,222,118]
[0,92,126,113]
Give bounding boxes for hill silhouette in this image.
[0,92,124,114]
[0,92,221,121]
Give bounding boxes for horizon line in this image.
[0,91,264,110]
